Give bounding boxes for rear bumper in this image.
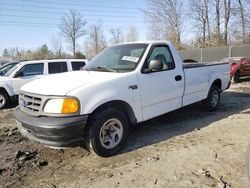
[14,107,88,148]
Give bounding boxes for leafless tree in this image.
[142,0,184,48]
[86,21,106,58]
[110,28,123,44]
[146,19,165,40]
[204,0,211,46]
[215,0,222,46]
[189,0,207,47]
[59,9,87,56]
[238,0,246,43]
[50,36,64,58]
[223,0,231,46]
[126,26,139,42]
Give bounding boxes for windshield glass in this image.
[0,62,18,76]
[84,43,148,73]
[3,63,20,77]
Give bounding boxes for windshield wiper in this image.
[86,66,117,72]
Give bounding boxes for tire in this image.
[86,108,129,157]
[203,85,220,112]
[0,91,9,109]
[232,71,240,83]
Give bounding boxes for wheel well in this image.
[91,100,137,126]
[211,79,222,91]
[0,87,9,96]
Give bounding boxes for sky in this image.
[0,0,150,54]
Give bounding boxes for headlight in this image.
[44,98,79,114]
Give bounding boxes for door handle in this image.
[175,75,182,81]
[128,85,138,90]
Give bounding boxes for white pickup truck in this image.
[14,41,230,157]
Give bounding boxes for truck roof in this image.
[18,59,87,66]
[114,40,172,46]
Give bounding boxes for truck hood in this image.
[0,76,11,83]
[21,71,123,96]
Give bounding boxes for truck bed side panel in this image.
[183,63,230,107]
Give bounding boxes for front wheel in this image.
[203,85,220,112]
[0,91,9,109]
[86,108,129,157]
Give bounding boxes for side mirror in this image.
[143,60,163,73]
[14,71,23,78]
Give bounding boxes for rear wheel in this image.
[232,71,240,83]
[0,91,9,109]
[86,108,129,157]
[203,85,220,112]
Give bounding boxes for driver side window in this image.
[16,63,44,77]
[145,46,175,71]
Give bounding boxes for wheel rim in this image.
[211,90,219,107]
[99,118,124,149]
[0,94,6,108]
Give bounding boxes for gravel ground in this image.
[0,80,250,188]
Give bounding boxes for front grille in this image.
[19,92,43,116]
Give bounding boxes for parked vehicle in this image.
[14,41,230,157]
[0,61,19,76]
[0,62,8,67]
[222,57,250,83]
[0,59,87,109]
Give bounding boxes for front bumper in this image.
[14,107,88,148]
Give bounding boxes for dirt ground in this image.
[0,80,250,188]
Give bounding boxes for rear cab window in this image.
[48,62,67,74]
[71,61,86,71]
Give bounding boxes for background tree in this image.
[110,28,123,44]
[238,0,246,43]
[189,0,207,48]
[126,26,138,42]
[85,21,106,58]
[74,51,86,59]
[142,0,184,49]
[51,36,64,58]
[204,0,211,46]
[223,0,231,46]
[215,0,222,46]
[34,44,53,60]
[59,9,87,56]
[2,49,10,57]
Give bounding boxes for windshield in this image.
[0,62,18,76]
[84,44,148,73]
[2,63,20,77]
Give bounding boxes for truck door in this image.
[138,45,184,121]
[11,63,44,95]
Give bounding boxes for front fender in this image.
[68,73,144,123]
[0,82,14,97]
[81,89,143,123]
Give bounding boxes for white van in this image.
[0,59,87,109]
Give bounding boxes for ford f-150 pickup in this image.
[14,41,230,157]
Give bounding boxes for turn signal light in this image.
[61,98,79,114]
